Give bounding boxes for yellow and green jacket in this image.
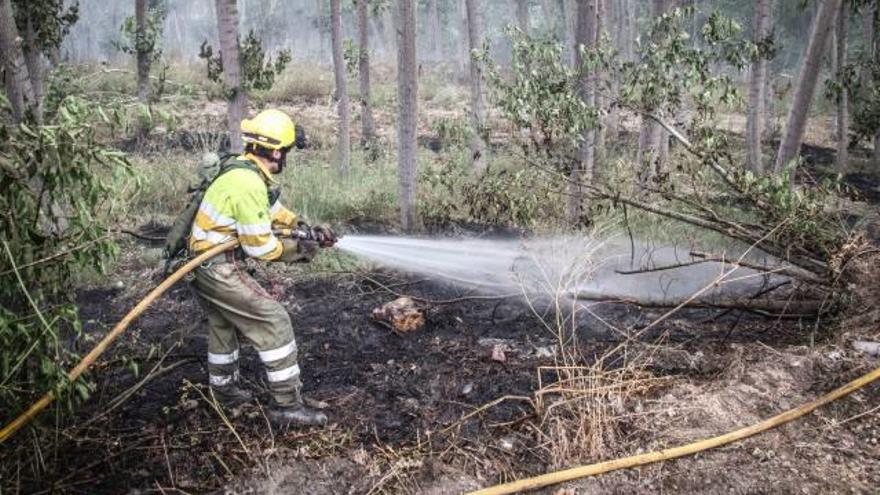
[189,153,298,260]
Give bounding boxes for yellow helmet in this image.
[240,109,296,150]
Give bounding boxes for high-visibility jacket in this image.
[189,153,298,260]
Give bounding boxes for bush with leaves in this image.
[0,95,133,423]
[485,9,857,306]
[113,2,166,64]
[420,157,561,228]
[199,31,292,94]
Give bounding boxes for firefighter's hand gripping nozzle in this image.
[293,222,338,248]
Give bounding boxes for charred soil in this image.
[2,250,879,494]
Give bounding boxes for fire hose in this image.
[468,364,880,495]
[0,240,239,444]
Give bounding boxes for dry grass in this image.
[512,231,667,467]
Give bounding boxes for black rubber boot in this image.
[267,404,328,427]
[211,384,254,406]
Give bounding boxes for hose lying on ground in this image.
[468,364,880,495]
[0,240,239,444]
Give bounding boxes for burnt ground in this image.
[2,246,879,494]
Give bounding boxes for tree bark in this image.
[0,0,33,123]
[560,0,576,66]
[21,12,43,123]
[457,0,468,77]
[774,0,843,176]
[516,0,529,33]
[747,0,771,173]
[331,0,351,173]
[135,0,150,106]
[835,1,849,171]
[215,0,247,154]
[464,0,487,169]
[428,0,441,62]
[397,0,419,231]
[872,7,880,169]
[357,0,376,144]
[316,0,328,60]
[567,0,598,224]
[636,0,674,187]
[594,0,609,154]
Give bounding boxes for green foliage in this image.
[343,38,361,76]
[0,96,134,421]
[618,9,748,133]
[432,117,471,148]
[199,31,292,94]
[420,158,559,228]
[486,28,599,154]
[113,2,167,63]
[12,0,79,51]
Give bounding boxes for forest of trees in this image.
[13,0,870,228]
[4,1,880,492]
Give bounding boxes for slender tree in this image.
[135,0,150,106]
[636,0,674,185]
[330,0,351,173]
[20,11,44,122]
[357,0,376,144]
[516,0,529,33]
[0,0,33,123]
[464,0,487,169]
[215,0,246,153]
[835,1,849,170]
[428,0,441,62]
[774,0,843,175]
[872,7,880,168]
[397,0,419,231]
[747,0,772,173]
[568,0,599,224]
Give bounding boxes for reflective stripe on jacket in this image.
[189,154,298,260]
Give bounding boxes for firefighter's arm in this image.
[232,181,283,261]
[269,199,298,230]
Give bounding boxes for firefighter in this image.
[188,109,335,427]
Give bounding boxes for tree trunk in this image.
[747,0,771,173]
[873,7,880,169]
[316,0,328,60]
[0,0,34,123]
[21,12,43,123]
[135,0,151,105]
[357,0,376,144]
[567,0,598,224]
[464,0,487,169]
[774,0,843,176]
[560,0,576,66]
[835,1,849,171]
[636,0,674,187]
[428,0,441,62]
[457,0,468,77]
[215,0,247,154]
[331,0,351,173]
[594,0,609,155]
[516,0,529,33]
[397,0,419,231]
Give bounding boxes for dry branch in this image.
[571,292,822,317]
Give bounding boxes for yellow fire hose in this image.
[0,240,238,444]
[468,364,880,495]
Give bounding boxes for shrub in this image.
[0,96,133,422]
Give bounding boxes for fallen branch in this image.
[615,254,827,286]
[570,292,822,317]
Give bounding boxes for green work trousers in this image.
[192,262,302,407]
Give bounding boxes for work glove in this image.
[278,238,319,263]
[295,221,337,248]
[313,224,338,248]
